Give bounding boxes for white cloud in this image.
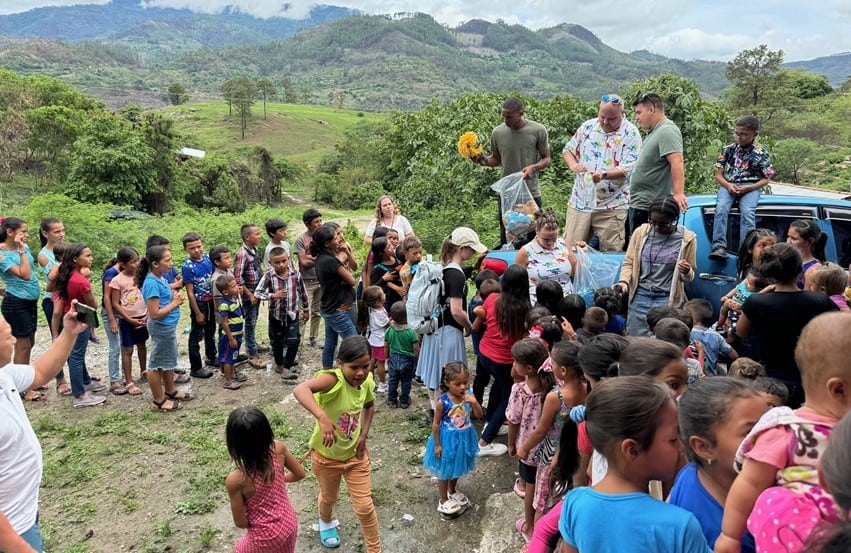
[646,28,756,61]
[2,0,851,61]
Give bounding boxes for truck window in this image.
[702,205,818,254]
[824,207,851,268]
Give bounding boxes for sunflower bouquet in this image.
[457,131,483,159]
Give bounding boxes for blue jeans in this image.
[68,330,92,397]
[20,516,43,552]
[241,293,260,356]
[712,187,761,249]
[269,315,300,368]
[101,306,120,382]
[628,207,650,243]
[387,353,416,404]
[480,354,513,443]
[320,309,357,368]
[626,289,671,337]
[188,299,217,371]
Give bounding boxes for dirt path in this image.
[25,309,527,553]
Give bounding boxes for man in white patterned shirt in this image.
[562,94,642,251]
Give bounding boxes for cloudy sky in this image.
[3,0,850,62]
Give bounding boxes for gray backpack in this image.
[406,261,461,335]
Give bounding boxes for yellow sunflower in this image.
[457,131,483,158]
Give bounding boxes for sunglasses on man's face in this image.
[601,95,621,104]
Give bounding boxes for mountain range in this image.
[0,1,847,110]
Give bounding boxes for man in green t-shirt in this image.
[473,97,551,246]
[628,93,686,242]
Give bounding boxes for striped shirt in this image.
[234,244,262,292]
[254,268,308,323]
[218,295,244,336]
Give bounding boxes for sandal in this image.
[318,524,340,548]
[449,491,470,506]
[151,398,182,412]
[110,382,128,396]
[513,477,526,498]
[124,382,143,396]
[138,371,148,383]
[165,389,193,401]
[57,382,72,396]
[222,380,242,390]
[437,498,463,517]
[22,390,46,402]
[515,518,531,544]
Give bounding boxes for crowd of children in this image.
[4,207,851,553]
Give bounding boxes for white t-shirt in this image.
[364,215,414,240]
[0,363,41,533]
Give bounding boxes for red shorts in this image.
[371,345,387,361]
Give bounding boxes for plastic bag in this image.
[490,172,536,243]
[573,246,622,306]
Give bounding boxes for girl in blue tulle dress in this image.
[424,361,484,517]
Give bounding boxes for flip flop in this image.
[110,382,129,396]
[515,518,531,544]
[173,373,192,384]
[319,525,340,549]
[513,477,526,498]
[124,382,143,396]
[56,382,72,396]
[151,398,182,412]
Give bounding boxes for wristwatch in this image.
[601,171,609,180]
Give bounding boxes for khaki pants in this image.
[312,450,381,552]
[304,278,322,341]
[563,207,627,251]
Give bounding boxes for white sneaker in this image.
[376,382,388,393]
[73,392,106,408]
[477,442,508,456]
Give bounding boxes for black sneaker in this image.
[205,358,221,369]
[236,353,249,363]
[190,367,214,379]
[708,246,728,260]
[386,399,398,408]
[399,401,410,409]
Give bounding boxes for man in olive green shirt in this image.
[628,93,686,241]
[474,97,551,246]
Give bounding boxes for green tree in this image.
[65,113,157,208]
[0,108,30,180]
[138,111,180,213]
[227,77,256,139]
[255,78,276,121]
[333,90,345,109]
[25,105,85,168]
[773,138,819,184]
[623,74,733,194]
[220,78,240,115]
[784,70,833,99]
[167,83,189,105]
[281,76,297,103]
[726,44,784,109]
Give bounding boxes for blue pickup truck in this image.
[484,193,851,315]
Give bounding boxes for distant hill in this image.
[0,6,733,110]
[784,52,851,86]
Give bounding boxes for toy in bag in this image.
[573,246,622,306]
[490,172,537,246]
[406,261,446,335]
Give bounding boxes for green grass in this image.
[161,100,386,167]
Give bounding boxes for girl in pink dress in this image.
[226,407,305,553]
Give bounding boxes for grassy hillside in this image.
[163,100,386,166]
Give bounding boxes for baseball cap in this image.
[450,227,487,253]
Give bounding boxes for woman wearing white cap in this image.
[415,227,487,413]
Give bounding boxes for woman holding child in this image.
[735,242,836,407]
